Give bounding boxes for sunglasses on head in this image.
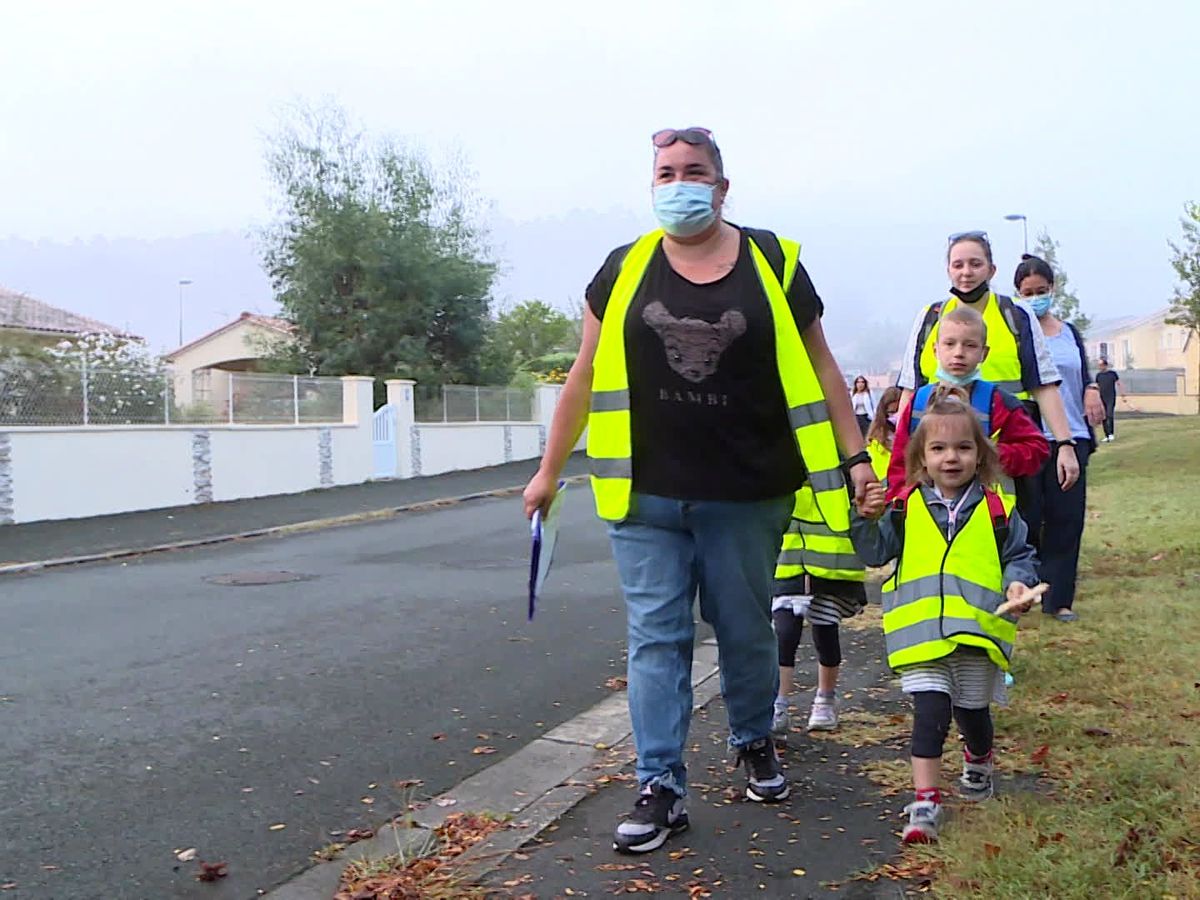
[652,127,715,148]
[948,230,990,245]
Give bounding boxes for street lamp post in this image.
[178,279,193,347]
[1004,214,1028,254]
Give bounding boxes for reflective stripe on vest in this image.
[880,488,1017,671]
[587,230,850,530]
[774,486,865,583]
[918,293,1028,399]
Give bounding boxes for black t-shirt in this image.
[1096,370,1119,402]
[586,228,824,502]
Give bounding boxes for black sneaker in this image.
[612,784,689,854]
[737,737,790,802]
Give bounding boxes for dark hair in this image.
[1013,253,1055,290]
[853,375,869,392]
[903,387,1001,489]
[866,385,903,447]
[947,233,994,265]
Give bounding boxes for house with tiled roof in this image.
[0,286,139,347]
[163,311,296,410]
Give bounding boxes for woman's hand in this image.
[1084,387,1106,425]
[523,468,559,520]
[1057,445,1080,491]
[848,461,878,509]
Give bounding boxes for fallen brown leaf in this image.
[1030,744,1050,765]
[1083,727,1113,737]
[471,746,497,755]
[984,842,1002,858]
[195,861,228,882]
[431,733,447,741]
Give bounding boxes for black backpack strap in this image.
[740,226,787,288]
[911,301,944,387]
[995,294,1023,339]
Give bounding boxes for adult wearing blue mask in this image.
[523,127,876,854]
[897,232,1081,493]
[1013,254,1105,622]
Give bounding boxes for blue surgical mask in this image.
[652,181,717,237]
[1027,294,1053,317]
[935,365,979,387]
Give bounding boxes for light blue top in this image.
[1045,328,1090,441]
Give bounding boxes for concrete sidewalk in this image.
[0,455,586,569]
[481,612,914,898]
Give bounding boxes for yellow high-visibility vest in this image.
[775,484,865,585]
[586,229,848,529]
[917,293,1028,399]
[866,439,891,482]
[881,487,1017,672]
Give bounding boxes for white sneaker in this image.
[771,702,791,742]
[901,799,942,843]
[807,694,838,731]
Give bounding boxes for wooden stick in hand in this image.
[995,583,1049,618]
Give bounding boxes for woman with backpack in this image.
[1012,254,1106,622]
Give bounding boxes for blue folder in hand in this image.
[528,482,566,620]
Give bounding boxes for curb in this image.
[264,639,723,899]
[0,475,589,578]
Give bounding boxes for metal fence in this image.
[415,384,535,423]
[1119,368,1184,395]
[0,364,344,426]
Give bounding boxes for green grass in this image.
[925,418,1200,899]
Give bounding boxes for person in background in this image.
[896,231,1080,493]
[771,478,867,739]
[1014,254,1105,622]
[523,127,877,855]
[1095,358,1124,441]
[866,386,903,483]
[851,375,875,437]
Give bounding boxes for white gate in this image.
[372,404,397,478]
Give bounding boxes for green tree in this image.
[1032,230,1091,334]
[260,103,497,385]
[490,300,575,370]
[1166,201,1200,339]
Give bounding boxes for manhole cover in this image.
[205,571,315,586]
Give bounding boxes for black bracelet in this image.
[843,450,871,470]
[1055,439,1078,452]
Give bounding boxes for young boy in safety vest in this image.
[771,481,867,739]
[852,393,1045,844]
[885,305,1049,503]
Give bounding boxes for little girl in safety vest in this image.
[771,481,866,739]
[851,390,1046,844]
[866,386,903,483]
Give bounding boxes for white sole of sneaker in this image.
[745,784,790,803]
[613,821,689,855]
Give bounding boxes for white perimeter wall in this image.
[0,379,569,526]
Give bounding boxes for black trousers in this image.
[1018,440,1092,612]
[1101,398,1116,438]
[773,608,841,668]
[911,692,993,759]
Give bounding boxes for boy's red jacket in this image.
[885,385,1051,501]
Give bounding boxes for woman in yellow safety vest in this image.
[896,232,1082,494]
[523,127,877,856]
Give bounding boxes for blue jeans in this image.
[608,492,793,797]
